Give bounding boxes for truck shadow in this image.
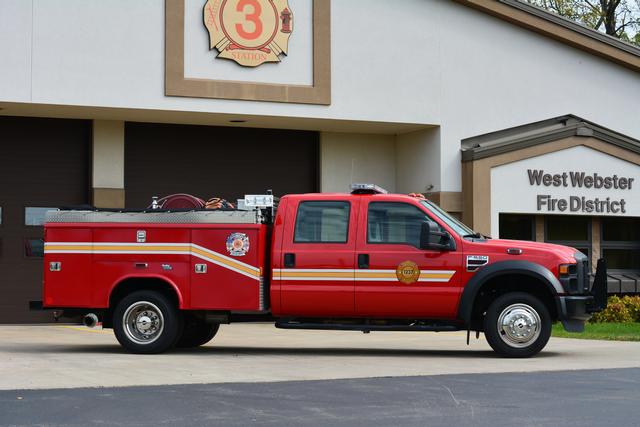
[5,343,560,358]
[175,346,561,358]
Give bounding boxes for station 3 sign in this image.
[204,0,294,67]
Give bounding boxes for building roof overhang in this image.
[461,115,640,161]
[453,0,640,73]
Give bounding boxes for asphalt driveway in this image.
[1,368,639,426]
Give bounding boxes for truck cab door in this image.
[276,197,359,317]
[354,200,462,318]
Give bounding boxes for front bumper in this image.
[556,258,608,333]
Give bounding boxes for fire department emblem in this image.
[396,261,420,284]
[226,232,250,256]
[203,0,294,67]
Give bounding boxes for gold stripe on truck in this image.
[44,242,261,280]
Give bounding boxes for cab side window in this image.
[368,202,432,247]
[294,201,350,243]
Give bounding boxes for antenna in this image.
[350,158,356,185]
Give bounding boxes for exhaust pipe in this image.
[83,313,99,328]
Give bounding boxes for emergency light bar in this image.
[350,183,389,194]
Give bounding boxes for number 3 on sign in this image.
[236,0,262,40]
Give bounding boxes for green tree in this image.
[524,0,640,45]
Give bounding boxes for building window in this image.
[294,201,350,243]
[499,214,535,241]
[545,215,591,261]
[25,238,45,258]
[25,207,54,226]
[601,218,640,272]
[367,202,432,247]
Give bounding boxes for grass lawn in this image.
[552,322,640,341]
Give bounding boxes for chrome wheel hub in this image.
[136,315,153,331]
[497,303,541,348]
[123,301,164,345]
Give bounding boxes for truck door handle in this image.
[284,253,296,268]
[358,254,369,269]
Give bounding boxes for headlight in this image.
[559,263,579,293]
[558,263,576,277]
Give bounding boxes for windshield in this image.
[420,200,475,237]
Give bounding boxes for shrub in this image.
[622,295,640,322]
[590,295,634,323]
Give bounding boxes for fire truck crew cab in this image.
[33,184,607,358]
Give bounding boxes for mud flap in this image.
[561,319,585,332]
[588,259,608,313]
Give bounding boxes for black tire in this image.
[113,291,183,354]
[176,315,220,348]
[483,292,551,358]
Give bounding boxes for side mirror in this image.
[420,221,454,251]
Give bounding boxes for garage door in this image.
[0,116,90,323]
[125,123,319,208]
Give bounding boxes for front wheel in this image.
[113,291,183,354]
[483,292,551,358]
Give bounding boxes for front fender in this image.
[457,260,563,326]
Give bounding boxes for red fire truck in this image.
[32,184,607,357]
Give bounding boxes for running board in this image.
[275,321,461,333]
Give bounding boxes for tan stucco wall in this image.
[320,132,397,193]
[92,120,125,208]
[319,130,462,213]
[396,128,440,194]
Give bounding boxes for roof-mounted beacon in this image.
[350,183,389,195]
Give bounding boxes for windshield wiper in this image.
[462,232,485,239]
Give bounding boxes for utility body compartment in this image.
[43,210,268,312]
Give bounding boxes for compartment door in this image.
[190,227,264,311]
[43,227,92,307]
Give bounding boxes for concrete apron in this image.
[1,323,639,390]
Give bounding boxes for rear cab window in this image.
[294,201,350,243]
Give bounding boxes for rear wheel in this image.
[483,292,551,358]
[113,291,183,354]
[176,315,220,348]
